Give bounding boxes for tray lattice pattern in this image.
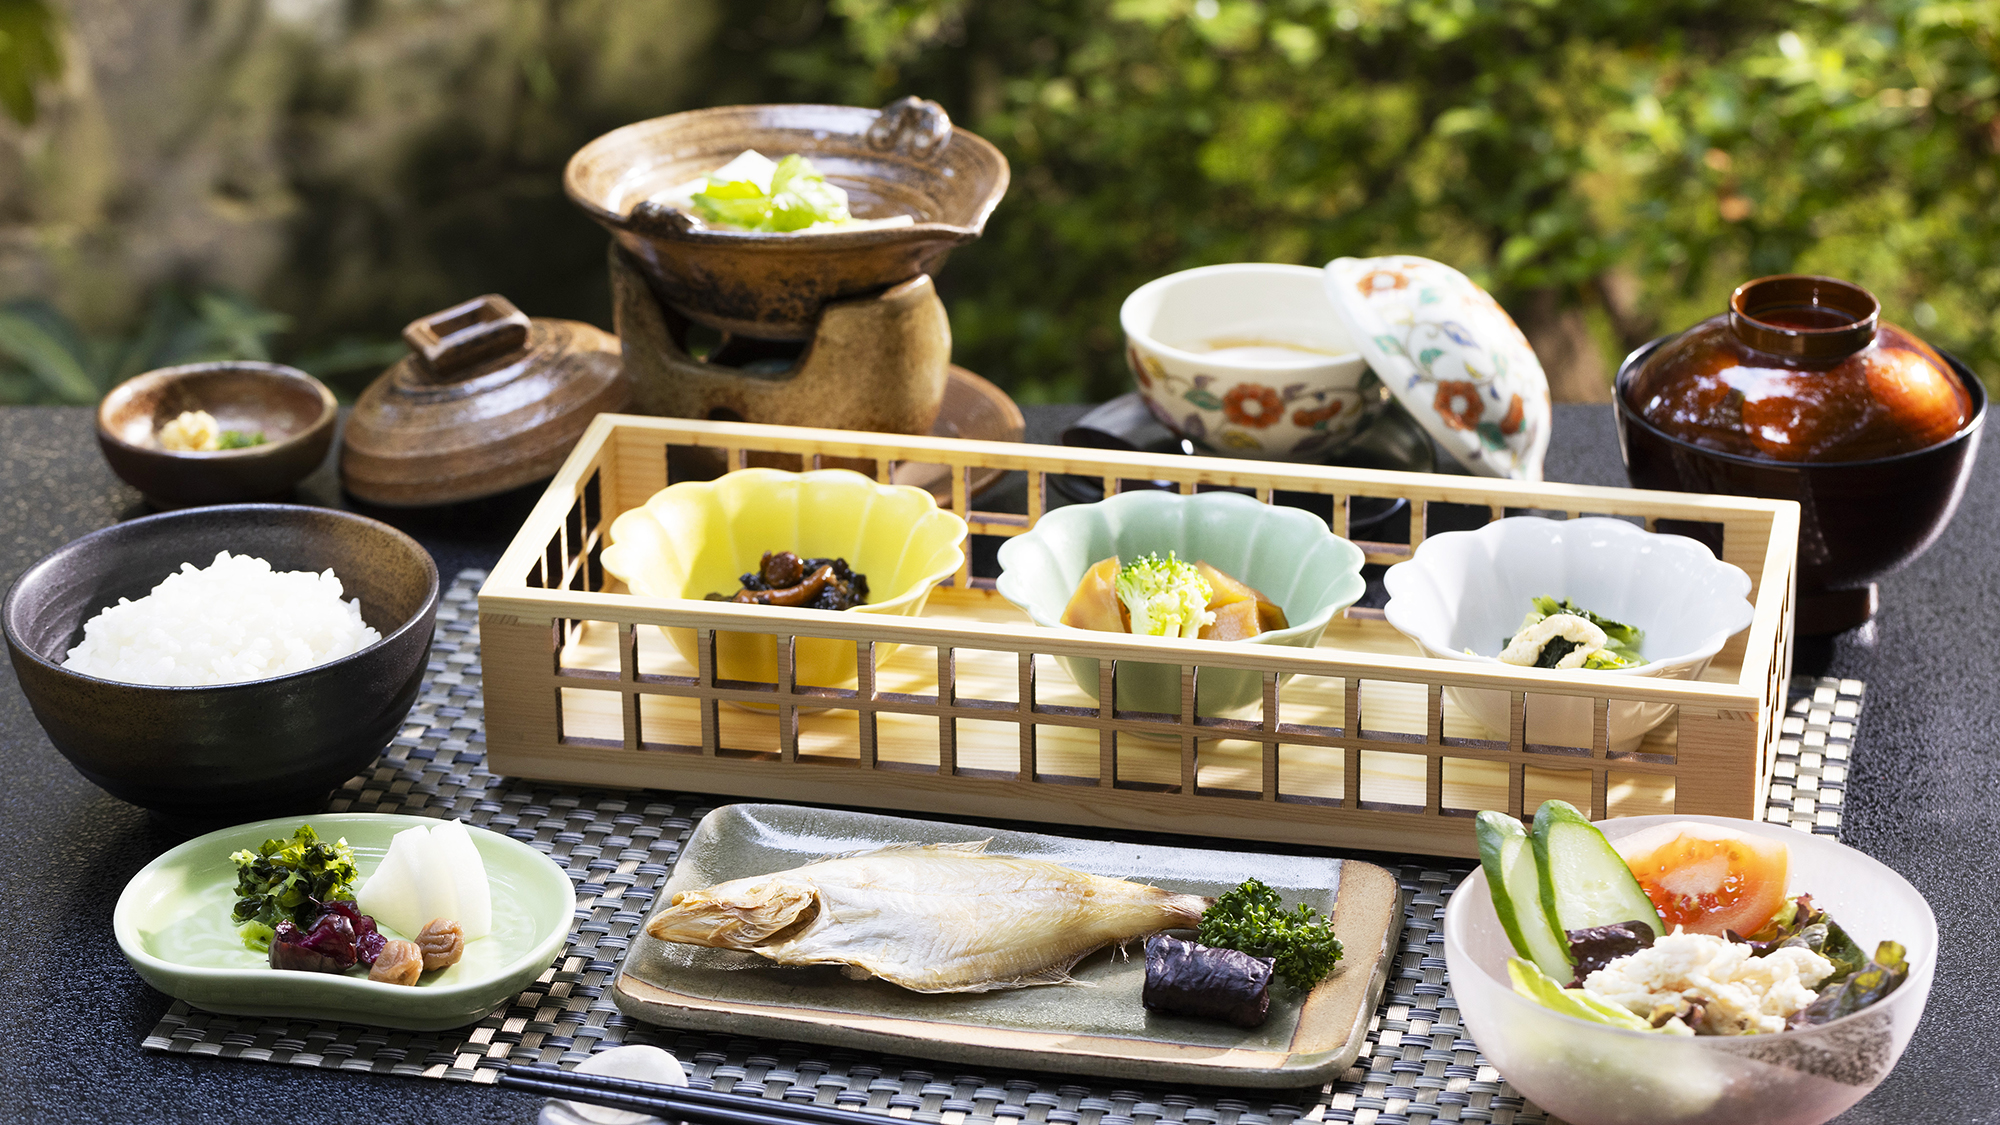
[143,570,1853,1123]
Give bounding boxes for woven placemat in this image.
[143,570,1863,1123]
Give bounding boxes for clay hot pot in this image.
[1616,274,1985,634]
[564,98,1009,341]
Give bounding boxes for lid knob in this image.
[401,294,532,382]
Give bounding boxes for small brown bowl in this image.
[97,361,338,508]
[564,98,1008,340]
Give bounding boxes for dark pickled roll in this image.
[1142,933,1274,1028]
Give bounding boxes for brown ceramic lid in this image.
[1625,274,1971,461]
[341,294,631,506]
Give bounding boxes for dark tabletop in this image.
[0,404,1989,1123]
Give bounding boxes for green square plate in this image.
[114,813,577,1031]
[613,803,1401,1088]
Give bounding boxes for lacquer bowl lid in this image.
[1322,255,1551,480]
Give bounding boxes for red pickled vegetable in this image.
[266,901,389,974]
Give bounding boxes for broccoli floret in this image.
[1114,551,1214,638]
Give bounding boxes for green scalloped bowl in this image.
[114,813,577,1031]
[995,490,1366,716]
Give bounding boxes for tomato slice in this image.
[1614,822,1790,937]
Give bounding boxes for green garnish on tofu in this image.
[1114,551,1214,639]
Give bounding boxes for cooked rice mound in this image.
[62,551,382,686]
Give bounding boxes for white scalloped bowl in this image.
[1382,517,1754,752]
[1445,814,1936,1125]
[995,490,1366,716]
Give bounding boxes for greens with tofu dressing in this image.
[1497,596,1645,670]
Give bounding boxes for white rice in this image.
[62,551,382,686]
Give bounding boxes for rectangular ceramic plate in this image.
[613,804,1401,1088]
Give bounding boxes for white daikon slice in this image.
[357,825,430,938]
[429,819,491,940]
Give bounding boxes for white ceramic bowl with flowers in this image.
[1121,264,1379,461]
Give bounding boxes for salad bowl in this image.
[1382,516,1753,753]
[565,99,1008,340]
[1444,815,1936,1125]
[995,490,1366,717]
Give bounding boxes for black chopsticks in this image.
[500,1063,884,1125]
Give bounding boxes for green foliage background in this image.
[703,0,2000,404]
[3,0,1998,405]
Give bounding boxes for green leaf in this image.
[0,0,62,126]
[1183,388,1222,410]
[0,307,97,402]
[1417,347,1444,370]
[1792,940,1910,1027]
[1198,878,1344,990]
[1507,957,1655,1031]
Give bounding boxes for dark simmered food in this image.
[1142,933,1274,1027]
[709,551,869,610]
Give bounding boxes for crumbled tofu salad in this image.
[1476,805,1911,1036]
[1494,596,1646,670]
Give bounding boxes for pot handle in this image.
[402,294,531,381]
[866,96,951,160]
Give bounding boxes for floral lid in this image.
[1322,255,1550,480]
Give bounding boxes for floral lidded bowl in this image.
[1322,255,1551,480]
[1120,264,1384,461]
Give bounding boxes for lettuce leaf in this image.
[1790,941,1910,1027]
[1732,894,1868,983]
[1507,957,1654,1031]
[692,153,851,232]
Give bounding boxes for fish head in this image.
[647,875,820,948]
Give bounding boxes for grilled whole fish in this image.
[645,841,1212,992]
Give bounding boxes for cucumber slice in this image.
[1475,810,1573,980]
[1532,800,1666,937]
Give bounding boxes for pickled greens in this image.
[229,824,359,951]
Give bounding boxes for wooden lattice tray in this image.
[477,415,1799,858]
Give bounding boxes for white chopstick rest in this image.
[538,1045,689,1125]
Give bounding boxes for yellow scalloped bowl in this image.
[600,468,967,689]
